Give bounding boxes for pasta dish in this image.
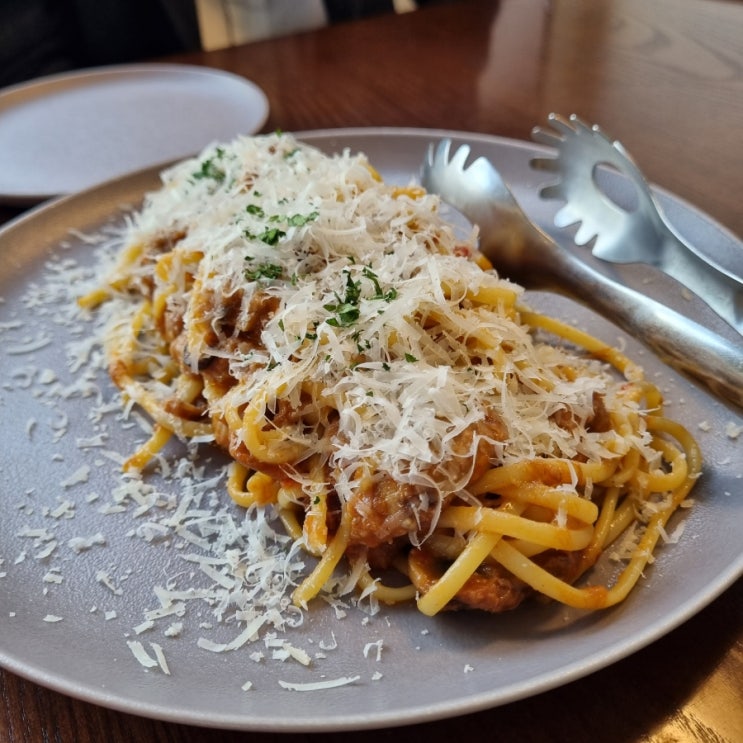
[80,132,701,616]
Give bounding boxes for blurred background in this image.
[0,0,451,88]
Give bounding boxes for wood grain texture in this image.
[1,1,742,741]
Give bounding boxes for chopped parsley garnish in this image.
[363,266,397,301]
[351,329,372,353]
[323,266,399,328]
[192,148,226,183]
[258,227,286,246]
[243,207,317,247]
[324,270,362,327]
[244,227,287,245]
[244,260,283,281]
[287,211,319,227]
[324,304,361,328]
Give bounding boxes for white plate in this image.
[1,128,741,732]
[0,63,269,205]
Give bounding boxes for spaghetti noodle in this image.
[81,132,701,616]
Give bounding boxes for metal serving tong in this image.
[530,113,743,336]
[419,135,743,410]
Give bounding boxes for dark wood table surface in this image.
[1,1,741,741]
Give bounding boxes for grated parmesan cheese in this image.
[150,643,171,675]
[60,465,90,488]
[277,676,361,691]
[126,640,159,669]
[363,639,384,661]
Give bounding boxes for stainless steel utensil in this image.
[531,113,743,335]
[420,138,743,409]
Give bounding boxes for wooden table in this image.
[1,1,741,740]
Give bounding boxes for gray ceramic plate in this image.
[0,63,269,205]
[1,128,741,732]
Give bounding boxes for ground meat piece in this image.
[344,412,506,549]
[346,540,405,571]
[200,357,237,395]
[181,289,279,387]
[408,547,531,613]
[239,291,280,345]
[534,546,595,586]
[447,410,507,486]
[192,288,279,354]
[163,395,208,422]
[347,476,439,549]
[408,544,593,613]
[587,392,611,432]
[551,392,612,434]
[151,229,187,253]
